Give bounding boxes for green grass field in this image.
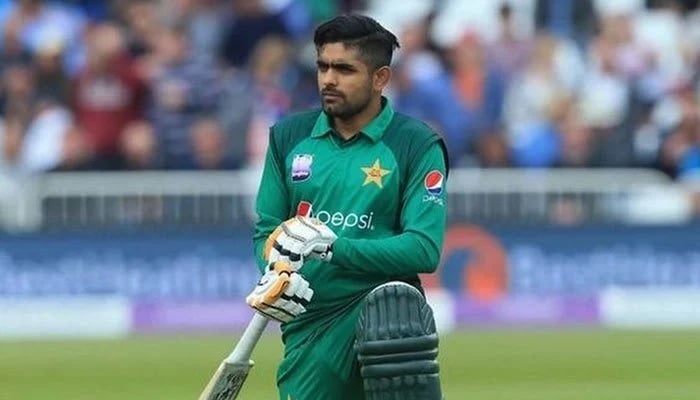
[1,329,699,400]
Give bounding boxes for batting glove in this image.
[263,216,337,266]
[246,261,314,323]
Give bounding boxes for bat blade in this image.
[196,308,269,399]
[197,360,254,400]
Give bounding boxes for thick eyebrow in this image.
[316,60,358,70]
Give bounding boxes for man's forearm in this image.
[331,232,441,276]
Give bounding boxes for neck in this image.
[334,96,382,140]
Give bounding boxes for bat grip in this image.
[226,313,269,364]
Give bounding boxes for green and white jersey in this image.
[253,98,448,340]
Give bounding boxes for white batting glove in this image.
[264,216,337,266]
[263,238,304,271]
[246,261,314,323]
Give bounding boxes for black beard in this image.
[322,96,370,120]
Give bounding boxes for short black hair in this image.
[313,14,400,70]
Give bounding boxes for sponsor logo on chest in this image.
[296,201,375,231]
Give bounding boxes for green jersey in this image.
[252,98,448,398]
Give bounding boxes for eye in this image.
[316,62,329,72]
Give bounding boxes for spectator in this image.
[120,120,157,170]
[635,0,690,84]
[216,68,254,168]
[393,52,477,167]
[448,32,507,135]
[33,39,71,107]
[430,0,502,47]
[16,99,87,173]
[115,0,160,59]
[510,96,597,168]
[476,129,511,167]
[509,95,570,168]
[488,3,531,80]
[556,105,596,167]
[146,22,221,168]
[73,22,147,170]
[0,116,23,170]
[388,16,476,166]
[265,0,314,41]
[159,0,228,63]
[0,62,35,123]
[218,35,293,167]
[0,15,32,68]
[503,34,579,141]
[0,0,698,181]
[364,0,434,43]
[189,116,238,169]
[55,0,112,22]
[577,29,635,167]
[218,0,289,68]
[659,82,700,177]
[0,0,87,75]
[534,0,598,48]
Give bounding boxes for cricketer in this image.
[245,13,449,400]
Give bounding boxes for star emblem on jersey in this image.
[361,159,391,188]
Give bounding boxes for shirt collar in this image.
[310,96,394,142]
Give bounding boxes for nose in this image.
[320,69,338,88]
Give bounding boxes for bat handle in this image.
[225,313,269,364]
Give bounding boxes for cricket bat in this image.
[197,313,269,400]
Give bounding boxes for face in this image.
[317,43,377,120]
[157,30,186,65]
[87,23,124,70]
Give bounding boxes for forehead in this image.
[317,43,363,64]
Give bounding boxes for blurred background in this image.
[1,0,700,399]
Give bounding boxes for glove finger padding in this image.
[289,217,337,244]
[264,224,303,269]
[246,261,314,323]
[284,272,313,304]
[262,225,283,261]
[296,217,337,260]
[252,261,292,307]
[272,216,337,264]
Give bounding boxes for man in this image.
[147,23,220,168]
[246,14,448,400]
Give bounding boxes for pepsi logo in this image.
[424,170,443,195]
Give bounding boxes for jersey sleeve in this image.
[331,140,447,276]
[252,129,290,272]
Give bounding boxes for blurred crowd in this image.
[2,0,700,180]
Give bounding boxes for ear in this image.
[373,66,392,92]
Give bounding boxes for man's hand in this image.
[246,261,314,323]
[263,216,337,267]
